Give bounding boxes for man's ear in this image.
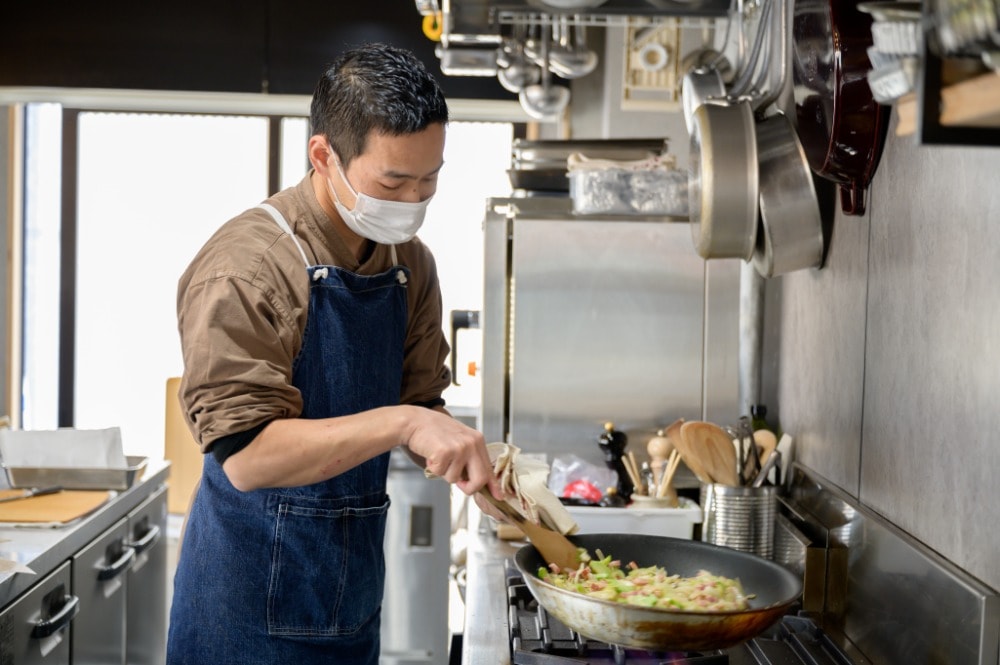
[307,135,335,176]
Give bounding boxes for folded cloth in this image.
[487,443,578,536]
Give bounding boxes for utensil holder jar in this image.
[700,483,777,559]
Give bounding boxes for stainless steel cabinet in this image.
[0,561,77,665]
[71,518,131,665]
[70,485,167,665]
[380,450,451,665]
[125,486,167,665]
[481,198,741,463]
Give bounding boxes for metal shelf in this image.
[490,0,730,27]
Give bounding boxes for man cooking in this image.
[167,42,502,664]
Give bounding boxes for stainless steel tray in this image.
[3,455,148,490]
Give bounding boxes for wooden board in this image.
[896,71,1000,136]
[165,377,204,515]
[0,489,112,523]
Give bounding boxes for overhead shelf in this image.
[491,0,730,26]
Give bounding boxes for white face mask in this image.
[327,152,431,245]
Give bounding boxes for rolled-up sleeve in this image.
[177,266,306,452]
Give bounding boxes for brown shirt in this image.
[176,172,452,453]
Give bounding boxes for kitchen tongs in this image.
[477,488,579,570]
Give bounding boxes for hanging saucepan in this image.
[753,113,824,277]
[687,0,775,260]
[751,0,824,277]
[791,0,889,216]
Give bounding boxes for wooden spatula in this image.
[668,418,714,484]
[680,421,740,487]
[478,488,580,571]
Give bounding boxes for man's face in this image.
[330,123,446,209]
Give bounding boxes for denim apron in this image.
[167,203,409,665]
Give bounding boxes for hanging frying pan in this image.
[791,0,889,216]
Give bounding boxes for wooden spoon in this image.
[754,429,778,467]
[680,421,740,487]
[668,418,714,484]
[478,489,579,570]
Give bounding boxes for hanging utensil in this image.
[687,0,777,261]
[519,23,571,121]
[736,0,824,278]
[791,0,889,215]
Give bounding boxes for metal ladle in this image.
[498,38,542,93]
[497,23,542,93]
[548,15,599,79]
[518,29,570,120]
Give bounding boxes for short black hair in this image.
[310,43,449,166]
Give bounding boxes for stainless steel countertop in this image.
[461,503,522,665]
[0,458,171,607]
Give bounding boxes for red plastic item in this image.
[562,479,603,503]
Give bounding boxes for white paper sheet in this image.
[0,427,127,469]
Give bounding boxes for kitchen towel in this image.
[423,442,579,535]
[486,442,579,535]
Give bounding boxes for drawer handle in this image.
[97,546,136,581]
[31,594,79,639]
[127,524,161,555]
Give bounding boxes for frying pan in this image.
[791,0,889,216]
[514,533,802,651]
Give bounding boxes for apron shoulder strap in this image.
[258,203,310,268]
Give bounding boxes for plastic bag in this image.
[548,454,617,500]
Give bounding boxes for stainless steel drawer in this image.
[126,485,167,665]
[0,560,76,664]
[72,518,131,665]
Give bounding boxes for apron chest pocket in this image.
[267,497,390,638]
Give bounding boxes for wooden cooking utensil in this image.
[680,421,740,487]
[478,488,579,570]
[753,429,778,467]
[663,417,709,485]
[672,428,714,485]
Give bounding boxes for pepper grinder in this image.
[597,421,633,499]
[646,428,672,486]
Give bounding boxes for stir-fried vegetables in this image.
[536,549,752,612]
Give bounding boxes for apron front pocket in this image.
[267,496,390,638]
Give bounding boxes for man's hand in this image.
[400,405,502,500]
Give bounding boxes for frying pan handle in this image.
[840,182,867,216]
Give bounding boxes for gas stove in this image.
[505,561,859,665]
[460,464,999,665]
